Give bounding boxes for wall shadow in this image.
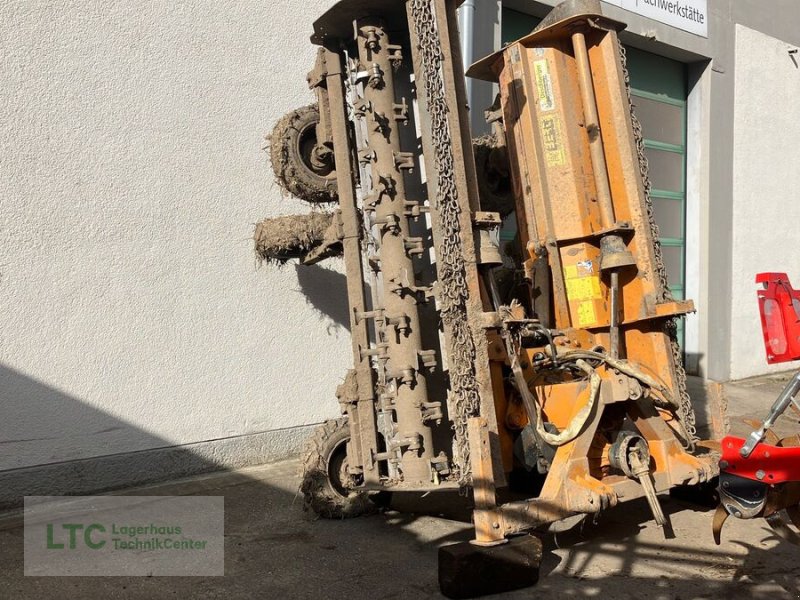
[0,363,263,507]
[293,262,352,333]
[1,362,798,598]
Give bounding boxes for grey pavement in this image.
[1,373,799,599]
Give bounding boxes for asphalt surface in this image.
[1,373,799,599]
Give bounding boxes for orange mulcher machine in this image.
[260,0,720,596]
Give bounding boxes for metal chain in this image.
[619,45,697,446]
[410,0,480,484]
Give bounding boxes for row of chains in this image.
[619,44,697,447]
[409,0,481,484]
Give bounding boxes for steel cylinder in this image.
[356,19,435,484]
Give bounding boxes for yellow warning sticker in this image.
[565,260,601,326]
[566,276,602,301]
[540,115,566,167]
[563,263,602,301]
[577,301,597,327]
[533,59,555,112]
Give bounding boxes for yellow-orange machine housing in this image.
[464,0,716,544]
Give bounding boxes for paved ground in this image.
[1,374,799,599]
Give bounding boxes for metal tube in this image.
[486,268,503,310]
[486,268,543,442]
[458,0,476,114]
[572,30,631,352]
[571,30,615,229]
[356,20,435,484]
[741,370,800,457]
[609,270,620,358]
[323,48,380,483]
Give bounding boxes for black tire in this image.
[300,418,374,519]
[269,104,337,204]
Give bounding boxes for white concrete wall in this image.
[730,24,800,380]
[0,0,349,472]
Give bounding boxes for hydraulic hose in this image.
[527,358,601,447]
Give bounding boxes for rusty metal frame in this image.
[298,0,720,552]
[320,47,381,484]
[406,0,505,491]
[309,0,488,491]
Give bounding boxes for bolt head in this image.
[719,460,729,470]
[756,469,766,480]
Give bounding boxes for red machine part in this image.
[720,435,800,484]
[756,272,800,364]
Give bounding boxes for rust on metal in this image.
[264,1,726,589]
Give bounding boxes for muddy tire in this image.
[301,418,374,519]
[254,212,334,265]
[269,104,337,204]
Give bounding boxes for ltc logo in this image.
[46,523,106,550]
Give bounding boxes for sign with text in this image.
[604,0,708,38]
[24,496,224,576]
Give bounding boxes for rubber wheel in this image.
[269,104,337,204]
[300,418,374,519]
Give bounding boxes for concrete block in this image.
[438,534,542,599]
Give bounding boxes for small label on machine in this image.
[533,59,555,112]
[540,115,566,167]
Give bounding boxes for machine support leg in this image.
[467,416,506,546]
[439,423,541,599]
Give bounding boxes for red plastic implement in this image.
[720,435,800,484]
[756,272,800,364]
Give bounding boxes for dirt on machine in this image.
[257,0,728,596]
